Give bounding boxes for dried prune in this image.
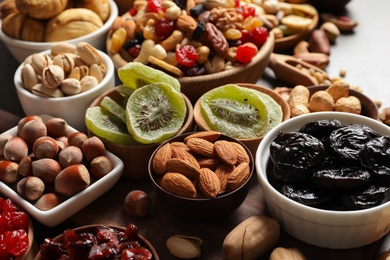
[270,132,326,182]
[342,185,390,209]
[311,167,372,189]
[360,136,390,183]
[299,119,342,139]
[280,183,333,207]
[328,125,378,165]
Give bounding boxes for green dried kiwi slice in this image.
[85,106,139,146]
[200,84,270,139]
[252,90,283,133]
[100,96,127,124]
[125,82,187,144]
[118,62,181,92]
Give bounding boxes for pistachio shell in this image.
[50,42,77,56]
[80,76,98,92]
[21,63,39,91]
[32,84,64,98]
[52,53,75,75]
[42,65,64,89]
[76,42,102,66]
[61,78,81,95]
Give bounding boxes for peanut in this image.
[269,247,306,260]
[309,90,335,112]
[288,85,310,117]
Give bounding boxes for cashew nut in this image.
[160,30,184,51]
[134,39,156,64]
[150,44,167,60]
[162,1,181,20]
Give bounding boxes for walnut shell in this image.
[45,8,103,42]
[15,0,68,19]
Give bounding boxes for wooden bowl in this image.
[274,5,319,52]
[148,132,254,219]
[34,224,159,259]
[193,83,290,158]
[307,85,379,120]
[87,86,194,178]
[107,19,275,105]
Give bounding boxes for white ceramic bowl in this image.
[0,0,118,63]
[256,112,390,249]
[0,115,124,227]
[14,49,115,133]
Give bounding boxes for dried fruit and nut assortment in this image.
[0,197,30,259]
[20,42,107,98]
[0,0,110,42]
[38,223,154,259]
[151,131,251,198]
[268,119,390,210]
[0,115,114,211]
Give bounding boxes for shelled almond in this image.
[151,131,252,199]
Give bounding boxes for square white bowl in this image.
[0,115,124,227]
[256,112,390,249]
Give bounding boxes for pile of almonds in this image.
[0,115,113,211]
[151,131,251,199]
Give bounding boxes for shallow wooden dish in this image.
[107,20,275,105]
[274,5,319,52]
[87,86,194,178]
[193,83,290,157]
[34,224,159,259]
[307,85,379,120]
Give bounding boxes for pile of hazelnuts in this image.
[0,115,113,211]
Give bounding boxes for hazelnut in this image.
[18,154,35,177]
[55,164,91,197]
[33,136,59,159]
[56,136,68,147]
[45,117,68,138]
[379,107,390,125]
[0,160,19,184]
[34,192,63,211]
[16,115,43,136]
[3,136,29,162]
[68,132,88,148]
[58,146,83,168]
[19,119,47,149]
[17,176,45,201]
[90,155,113,179]
[0,133,12,157]
[32,158,62,183]
[82,136,105,161]
[124,190,152,218]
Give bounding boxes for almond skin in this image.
[55,164,91,197]
[215,164,236,194]
[183,131,222,143]
[186,137,216,157]
[152,142,172,175]
[231,142,250,164]
[198,168,220,198]
[160,172,197,198]
[171,147,200,169]
[227,162,250,191]
[165,158,200,180]
[214,140,238,166]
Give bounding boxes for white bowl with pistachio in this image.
[14,42,115,132]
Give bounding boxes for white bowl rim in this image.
[0,0,118,48]
[256,112,390,220]
[14,49,115,101]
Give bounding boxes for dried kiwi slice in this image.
[85,106,139,146]
[200,84,270,139]
[100,96,127,124]
[253,90,283,133]
[125,82,186,144]
[118,62,181,92]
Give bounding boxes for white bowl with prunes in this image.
[256,112,390,249]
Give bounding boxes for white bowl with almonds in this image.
[0,0,118,63]
[14,42,115,132]
[148,131,254,218]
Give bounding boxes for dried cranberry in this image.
[252,27,268,47]
[125,224,139,242]
[155,18,175,39]
[128,7,138,16]
[0,211,28,233]
[145,0,163,13]
[0,230,29,258]
[121,247,153,260]
[240,30,252,44]
[128,45,141,58]
[176,45,198,67]
[236,5,256,19]
[96,227,119,244]
[236,44,257,63]
[40,238,67,259]
[88,242,120,259]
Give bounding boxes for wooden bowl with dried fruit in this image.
[148,131,254,219]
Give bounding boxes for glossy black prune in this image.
[342,185,390,209]
[360,136,390,183]
[270,131,326,182]
[311,167,372,189]
[280,183,333,207]
[328,125,379,165]
[299,119,343,140]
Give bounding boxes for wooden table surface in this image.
[0,0,390,259]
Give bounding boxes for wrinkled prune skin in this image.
[280,183,334,206]
[270,132,326,182]
[329,125,379,165]
[342,186,390,209]
[299,119,343,140]
[360,136,390,183]
[311,167,372,189]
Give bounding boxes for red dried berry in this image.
[176,45,199,67]
[252,26,268,47]
[145,0,163,13]
[236,43,257,63]
[155,18,175,39]
[240,29,252,44]
[0,230,29,258]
